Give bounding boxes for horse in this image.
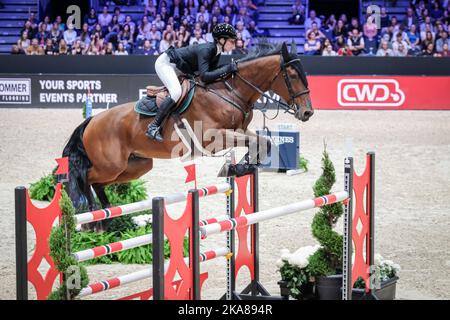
[62,42,313,231]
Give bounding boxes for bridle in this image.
[197,52,311,120]
[233,53,310,117]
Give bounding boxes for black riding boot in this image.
[145,96,176,142]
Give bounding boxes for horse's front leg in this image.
[216,129,271,177]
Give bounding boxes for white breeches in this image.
[155,52,182,101]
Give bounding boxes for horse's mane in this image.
[236,41,283,63]
[237,40,309,87]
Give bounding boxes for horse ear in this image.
[290,40,297,55]
[281,42,290,61]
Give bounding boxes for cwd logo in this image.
[337,79,405,107]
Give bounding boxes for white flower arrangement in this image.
[278,245,321,270]
[132,214,152,227]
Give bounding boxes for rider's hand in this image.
[229,60,238,73]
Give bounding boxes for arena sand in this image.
[0,108,449,300]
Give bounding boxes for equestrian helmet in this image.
[212,23,237,41]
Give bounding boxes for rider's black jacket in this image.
[165,42,233,83]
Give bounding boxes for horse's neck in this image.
[237,55,280,107]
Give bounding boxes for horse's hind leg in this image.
[111,156,154,184]
[92,183,112,232]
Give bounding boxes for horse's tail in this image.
[62,117,93,211]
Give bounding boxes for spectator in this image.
[363,17,378,39]
[305,10,321,30]
[389,16,400,32]
[403,7,418,29]
[187,0,199,17]
[307,22,326,41]
[421,23,436,41]
[104,42,114,55]
[325,14,337,31]
[234,6,252,27]
[347,17,362,37]
[394,42,409,56]
[437,42,449,56]
[145,1,157,20]
[162,24,177,44]
[436,31,449,53]
[288,0,305,25]
[105,15,121,44]
[337,44,353,56]
[40,16,52,32]
[235,21,251,47]
[124,15,136,35]
[226,0,238,15]
[209,15,220,33]
[224,6,235,23]
[422,31,435,49]
[78,23,91,47]
[160,5,170,23]
[392,31,408,53]
[35,23,49,46]
[55,16,65,32]
[420,16,434,33]
[63,24,78,47]
[114,42,129,55]
[189,29,206,45]
[430,1,444,20]
[86,43,100,55]
[21,21,36,40]
[26,38,44,55]
[154,14,166,30]
[17,31,30,53]
[322,44,337,56]
[84,8,98,31]
[380,7,390,29]
[113,7,126,25]
[303,31,321,55]
[11,45,25,55]
[92,23,104,39]
[347,28,365,55]
[49,23,62,45]
[71,40,84,55]
[380,25,395,43]
[422,42,435,56]
[247,20,266,37]
[43,38,56,55]
[137,16,152,44]
[376,40,394,56]
[176,24,191,47]
[118,24,134,50]
[28,12,38,30]
[211,5,224,23]
[58,39,69,55]
[98,6,112,33]
[197,14,209,33]
[171,0,185,21]
[333,19,347,40]
[232,38,247,54]
[338,13,348,28]
[406,24,421,53]
[197,5,210,23]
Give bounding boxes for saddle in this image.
[135,76,195,117]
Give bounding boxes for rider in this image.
[145,23,238,142]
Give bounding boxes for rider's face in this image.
[222,38,236,52]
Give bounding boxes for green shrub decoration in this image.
[48,188,89,300]
[299,156,309,172]
[307,146,344,277]
[29,173,57,201]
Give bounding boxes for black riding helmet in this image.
[212,23,237,41]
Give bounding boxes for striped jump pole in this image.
[78,247,230,298]
[200,191,349,238]
[73,215,232,262]
[75,182,231,225]
[73,234,153,262]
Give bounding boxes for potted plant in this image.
[277,246,320,300]
[352,254,400,300]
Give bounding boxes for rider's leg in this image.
[146,53,182,142]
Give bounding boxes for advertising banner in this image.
[0,74,449,110]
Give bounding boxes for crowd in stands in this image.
[9,0,450,57]
[11,0,264,55]
[289,0,449,57]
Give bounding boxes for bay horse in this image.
[63,42,313,231]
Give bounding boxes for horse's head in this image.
[271,42,313,121]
